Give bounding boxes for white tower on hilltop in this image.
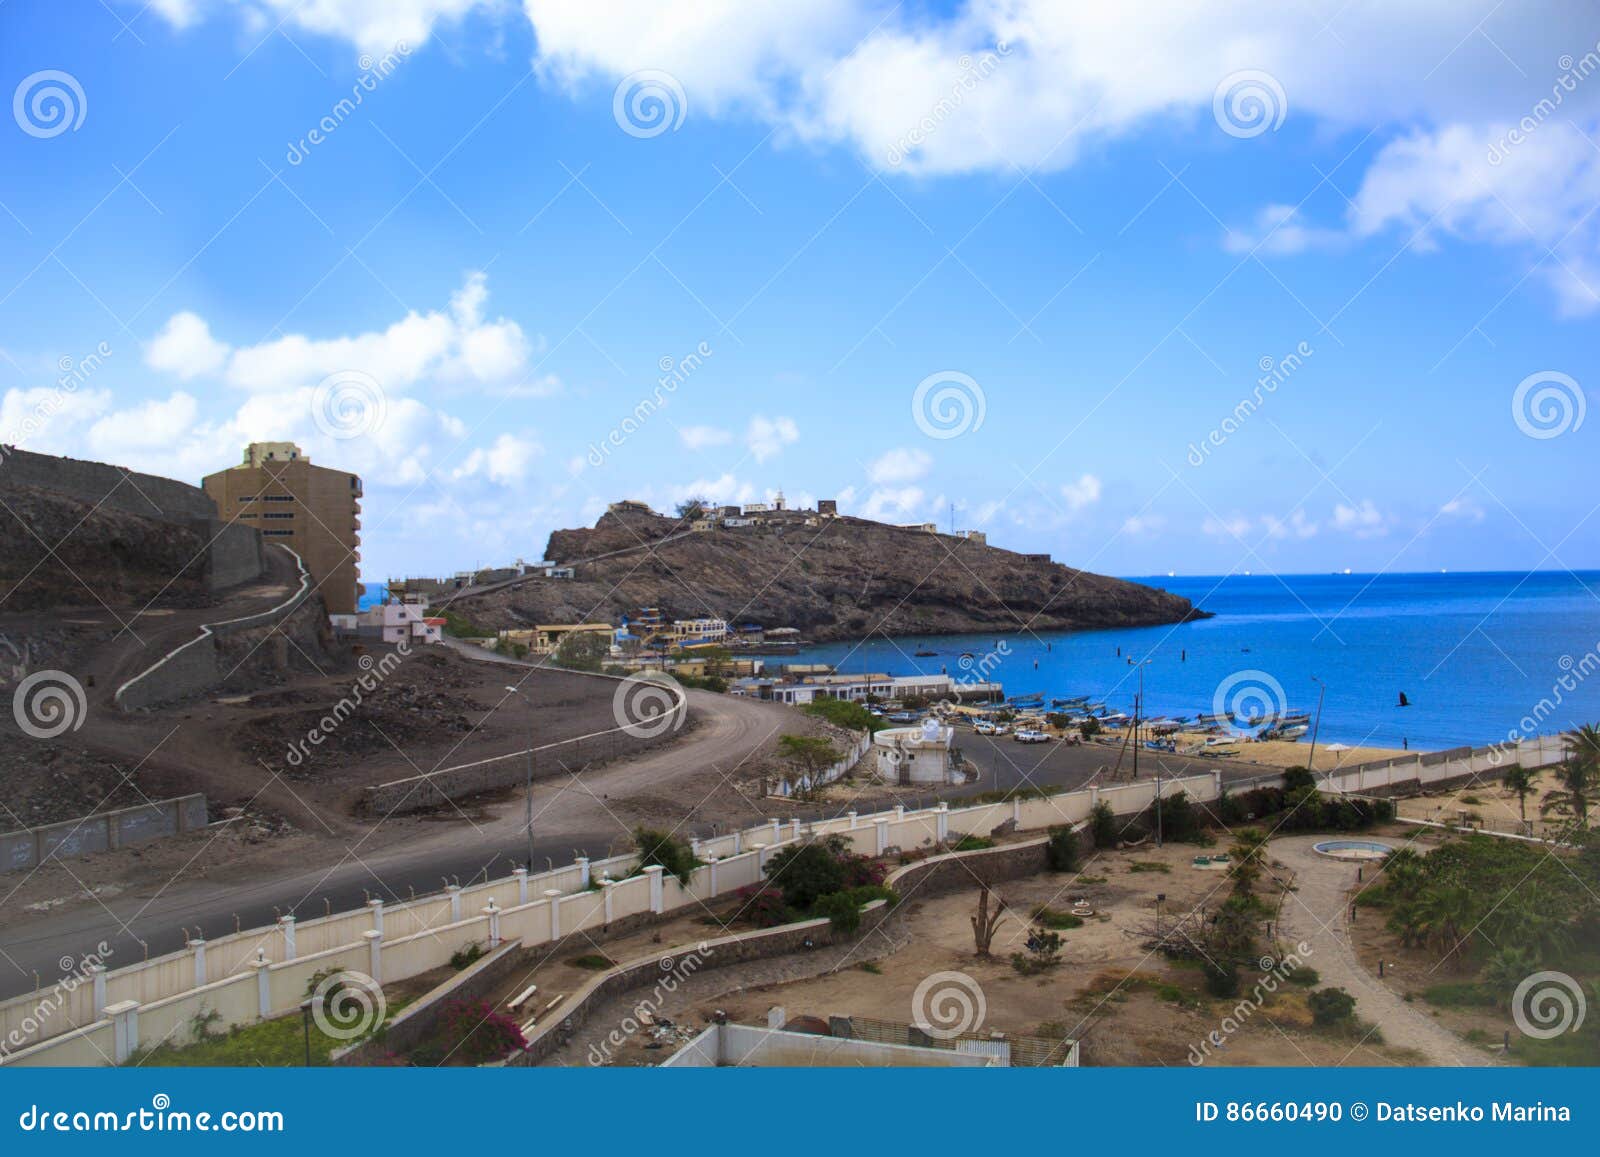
[774,488,785,511]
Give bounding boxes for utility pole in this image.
[506,685,537,868]
[1306,677,1327,777]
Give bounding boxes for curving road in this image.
[0,674,791,1001]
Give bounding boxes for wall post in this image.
[545,889,563,940]
[514,867,529,905]
[90,964,106,1020]
[189,937,207,988]
[484,901,502,948]
[874,818,889,855]
[278,915,296,960]
[252,956,271,1018]
[367,898,384,937]
[363,930,382,984]
[644,864,665,914]
[770,819,782,845]
[447,885,462,922]
[936,802,949,842]
[576,856,591,889]
[105,1000,140,1065]
[602,880,614,924]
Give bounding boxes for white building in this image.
[669,617,729,644]
[872,718,957,785]
[330,600,445,645]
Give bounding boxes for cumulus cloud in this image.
[745,414,798,462]
[148,273,536,393]
[861,486,926,521]
[866,446,931,484]
[148,3,1600,313]
[1060,473,1102,512]
[1332,499,1388,537]
[1202,514,1254,540]
[145,312,230,379]
[453,432,541,486]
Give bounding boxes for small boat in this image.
[1051,694,1090,707]
[1009,692,1045,706]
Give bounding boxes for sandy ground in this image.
[498,837,1432,1068]
[1099,726,1412,771]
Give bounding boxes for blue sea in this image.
[786,572,1600,752]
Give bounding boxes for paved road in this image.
[1272,835,1497,1066]
[0,679,793,1001]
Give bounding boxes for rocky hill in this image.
[454,508,1207,641]
[0,482,214,610]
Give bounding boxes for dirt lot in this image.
[499,837,1426,1068]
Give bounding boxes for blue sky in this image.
[1,1,1596,581]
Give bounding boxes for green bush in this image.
[813,891,863,933]
[632,827,701,885]
[1308,986,1358,1027]
[1045,826,1080,872]
[1089,801,1118,847]
[801,698,887,732]
[764,838,850,911]
[1205,962,1240,997]
[951,835,994,852]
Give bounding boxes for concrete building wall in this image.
[203,446,361,614]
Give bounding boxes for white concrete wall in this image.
[5,733,1562,1067]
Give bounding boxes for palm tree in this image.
[1542,725,1599,830]
[1416,884,1478,969]
[1502,765,1536,832]
[1228,827,1270,893]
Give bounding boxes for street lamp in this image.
[1130,659,1162,846]
[505,685,537,869]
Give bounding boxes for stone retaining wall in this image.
[508,901,894,1067]
[333,939,527,1065]
[115,545,315,711]
[0,795,208,872]
[0,448,263,592]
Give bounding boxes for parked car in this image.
[974,721,1003,735]
[1013,728,1050,743]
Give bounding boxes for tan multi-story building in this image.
[202,442,362,614]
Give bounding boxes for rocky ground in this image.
[452,508,1206,642]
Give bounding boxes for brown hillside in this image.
[453,508,1206,641]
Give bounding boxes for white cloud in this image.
[147,3,1600,315]
[1438,496,1485,522]
[87,393,200,452]
[151,273,537,393]
[1202,514,1254,540]
[453,432,541,486]
[1224,203,1346,257]
[1060,473,1101,512]
[1349,120,1600,314]
[679,424,733,451]
[1332,499,1387,537]
[1260,509,1318,540]
[1,386,113,450]
[1121,514,1166,537]
[861,485,925,521]
[745,414,798,462]
[866,446,931,484]
[145,312,230,380]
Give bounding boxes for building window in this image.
[263,530,295,537]
[237,496,255,504]
[262,512,294,520]
[263,494,295,502]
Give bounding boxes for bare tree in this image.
[971,884,1008,956]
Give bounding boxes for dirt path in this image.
[1272,835,1497,1067]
